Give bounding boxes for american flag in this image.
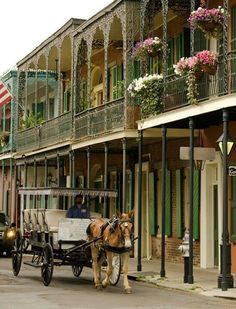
[0,80,13,108]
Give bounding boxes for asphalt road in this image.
[0,256,235,309]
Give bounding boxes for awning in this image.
[18,187,118,198]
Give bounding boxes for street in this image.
[0,257,235,309]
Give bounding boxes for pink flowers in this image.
[132,37,163,59]
[196,50,219,66]
[188,7,224,38]
[174,51,218,76]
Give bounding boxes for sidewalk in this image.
[128,258,236,300]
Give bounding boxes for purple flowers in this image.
[188,7,224,38]
[132,37,163,59]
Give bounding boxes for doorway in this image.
[134,162,151,259]
[213,184,219,266]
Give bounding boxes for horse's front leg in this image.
[102,251,113,288]
[122,252,132,294]
[91,245,102,290]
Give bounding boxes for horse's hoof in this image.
[96,284,103,291]
[102,282,108,288]
[125,287,132,294]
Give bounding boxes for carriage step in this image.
[23,261,43,268]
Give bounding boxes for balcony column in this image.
[44,156,48,209]
[9,158,13,218]
[57,154,60,186]
[87,147,91,207]
[104,31,109,103]
[137,130,143,272]
[190,0,195,57]
[1,160,5,213]
[87,42,92,108]
[69,150,75,188]
[23,160,27,210]
[45,55,49,120]
[122,138,127,213]
[222,0,229,94]
[33,159,37,209]
[104,143,108,218]
[160,125,167,278]
[57,44,62,115]
[34,66,38,124]
[188,117,194,284]
[25,70,28,114]
[161,0,168,105]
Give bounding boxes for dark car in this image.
[0,212,16,256]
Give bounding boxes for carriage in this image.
[12,187,122,287]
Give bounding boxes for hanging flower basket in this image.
[128,74,164,118]
[188,7,224,39]
[194,70,203,80]
[132,37,163,60]
[201,64,217,75]
[0,131,10,148]
[196,50,219,75]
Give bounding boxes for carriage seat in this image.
[45,209,67,233]
[23,209,46,232]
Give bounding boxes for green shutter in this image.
[112,66,118,100]
[176,28,190,61]
[165,169,172,236]
[127,171,133,212]
[194,29,207,53]
[231,176,236,243]
[193,169,200,240]
[231,6,236,50]
[134,60,141,79]
[167,38,175,75]
[116,172,122,212]
[149,172,156,235]
[176,169,183,238]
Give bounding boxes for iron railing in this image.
[16,111,72,152]
[74,98,124,139]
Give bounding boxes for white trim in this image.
[138,94,236,130]
[0,152,15,160]
[13,141,71,159]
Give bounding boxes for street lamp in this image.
[216,129,234,290]
[216,133,234,156]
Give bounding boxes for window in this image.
[63,89,71,113]
[109,64,124,101]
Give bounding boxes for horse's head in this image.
[118,210,134,248]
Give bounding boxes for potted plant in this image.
[128,73,164,118]
[174,56,203,105]
[196,50,219,75]
[132,37,163,60]
[188,6,224,39]
[0,131,10,147]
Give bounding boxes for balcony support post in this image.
[223,0,229,95]
[1,160,5,214]
[87,147,91,207]
[104,143,108,218]
[137,130,143,272]
[161,0,168,106]
[122,138,127,214]
[44,156,48,209]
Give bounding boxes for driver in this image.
[67,194,90,218]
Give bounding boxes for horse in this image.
[86,210,134,294]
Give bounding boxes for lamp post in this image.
[217,109,234,291]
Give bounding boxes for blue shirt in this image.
[67,204,90,218]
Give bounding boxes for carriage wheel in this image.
[12,232,23,276]
[72,264,83,277]
[109,255,121,286]
[41,243,54,286]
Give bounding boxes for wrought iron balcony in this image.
[74,98,124,140]
[16,111,72,153]
[163,53,236,113]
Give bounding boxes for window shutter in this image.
[112,66,118,100]
[231,6,236,50]
[194,29,207,53]
[167,38,175,75]
[165,169,172,236]
[134,60,141,79]
[149,172,156,235]
[231,176,236,243]
[127,171,133,212]
[176,169,184,238]
[193,168,200,240]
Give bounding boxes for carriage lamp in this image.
[6,229,16,238]
[216,132,234,156]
